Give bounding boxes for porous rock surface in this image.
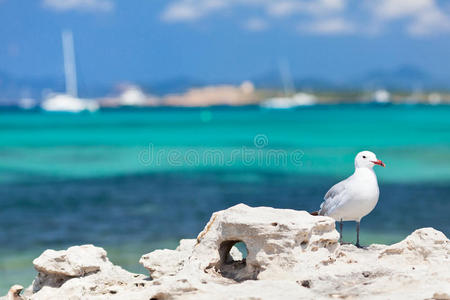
[3,204,450,300]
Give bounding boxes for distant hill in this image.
[355,65,437,90]
[252,70,338,91]
[253,65,447,92]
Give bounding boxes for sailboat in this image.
[261,59,317,109]
[41,31,99,113]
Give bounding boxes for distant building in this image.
[118,85,148,106]
[100,84,159,107]
[428,93,442,105]
[163,81,257,107]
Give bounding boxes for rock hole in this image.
[271,222,278,226]
[216,240,257,281]
[219,240,247,264]
[233,241,248,260]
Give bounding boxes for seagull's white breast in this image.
[322,168,380,222]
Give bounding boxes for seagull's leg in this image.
[356,221,361,248]
[339,219,343,243]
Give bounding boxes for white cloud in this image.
[408,7,450,35]
[306,0,346,15]
[162,0,227,22]
[298,17,354,35]
[161,3,202,21]
[42,0,114,13]
[161,0,351,35]
[267,0,345,17]
[266,1,301,17]
[162,0,347,21]
[372,0,431,18]
[369,0,450,35]
[244,18,269,31]
[161,0,450,36]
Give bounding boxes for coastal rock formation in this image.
[139,239,243,280]
[3,204,450,300]
[6,285,23,300]
[186,204,339,281]
[28,245,150,300]
[33,245,107,277]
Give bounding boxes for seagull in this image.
[311,151,385,248]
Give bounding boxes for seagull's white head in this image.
[355,151,385,169]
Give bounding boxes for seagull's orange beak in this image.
[372,160,385,167]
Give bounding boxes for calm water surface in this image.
[0,104,449,293]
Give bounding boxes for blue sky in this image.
[1,0,450,85]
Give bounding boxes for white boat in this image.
[41,31,99,113]
[261,93,317,109]
[41,94,98,112]
[372,89,390,104]
[261,59,317,109]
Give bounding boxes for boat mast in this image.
[62,30,78,98]
[278,58,295,96]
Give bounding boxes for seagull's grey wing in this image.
[319,179,348,216]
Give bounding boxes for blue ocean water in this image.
[0,104,449,293]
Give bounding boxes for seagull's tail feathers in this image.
[310,211,319,216]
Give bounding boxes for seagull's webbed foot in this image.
[355,243,368,249]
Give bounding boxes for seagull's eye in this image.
[362,156,366,159]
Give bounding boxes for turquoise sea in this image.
[0,104,449,294]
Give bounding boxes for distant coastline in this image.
[2,64,450,108]
[99,83,450,108]
[5,81,450,110]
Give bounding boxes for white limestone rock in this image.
[29,244,150,300]
[139,238,243,280]
[139,249,186,279]
[189,203,339,281]
[5,204,450,300]
[6,285,24,300]
[379,227,450,262]
[33,245,108,277]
